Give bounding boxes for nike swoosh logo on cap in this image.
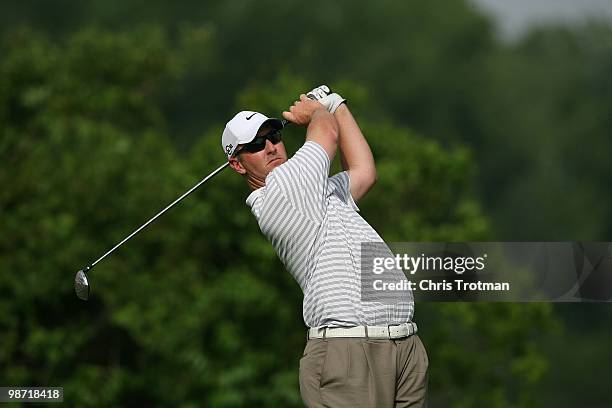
[246,113,257,120]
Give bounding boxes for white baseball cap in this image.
[221,111,284,159]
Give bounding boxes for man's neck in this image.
[247,176,265,190]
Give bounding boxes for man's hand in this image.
[306,85,347,114]
[283,93,339,161]
[282,94,327,126]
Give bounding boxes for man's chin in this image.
[268,158,286,168]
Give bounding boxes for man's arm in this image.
[334,103,376,201]
[275,95,339,222]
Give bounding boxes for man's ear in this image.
[229,156,247,175]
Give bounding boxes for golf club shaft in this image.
[84,117,292,273]
[86,161,230,271]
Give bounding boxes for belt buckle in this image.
[388,323,407,339]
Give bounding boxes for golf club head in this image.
[75,269,90,301]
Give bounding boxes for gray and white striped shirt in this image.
[246,141,413,328]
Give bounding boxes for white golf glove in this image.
[306,85,347,114]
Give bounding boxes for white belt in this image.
[308,322,417,340]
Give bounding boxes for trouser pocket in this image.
[299,340,328,407]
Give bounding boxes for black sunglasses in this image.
[235,129,282,156]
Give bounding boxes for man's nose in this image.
[265,139,277,153]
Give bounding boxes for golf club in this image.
[74,117,292,300]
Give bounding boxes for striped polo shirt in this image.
[246,141,414,328]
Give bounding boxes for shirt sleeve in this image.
[266,141,331,222]
[328,171,360,212]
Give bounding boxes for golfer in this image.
[222,86,428,407]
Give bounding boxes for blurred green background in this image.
[1,1,611,406]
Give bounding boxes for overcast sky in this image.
[469,0,612,40]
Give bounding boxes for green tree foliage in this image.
[0,28,560,407]
[0,1,497,147]
[1,1,612,242]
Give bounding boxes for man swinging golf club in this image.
[222,86,428,407]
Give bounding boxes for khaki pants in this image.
[299,335,428,408]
